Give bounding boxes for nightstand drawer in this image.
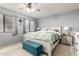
[74,41,79,45]
[74,38,79,42]
[62,36,72,45]
[74,48,79,55]
[74,39,79,46]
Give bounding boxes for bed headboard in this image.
[40,26,62,35]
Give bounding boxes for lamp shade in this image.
[37,28,40,31]
[64,26,69,31]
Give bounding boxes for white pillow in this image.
[41,28,48,31]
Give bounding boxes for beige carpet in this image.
[0,43,73,56]
[0,43,33,56]
[53,44,73,56]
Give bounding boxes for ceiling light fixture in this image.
[19,3,40,13]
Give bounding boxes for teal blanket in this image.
[23,32,60,44]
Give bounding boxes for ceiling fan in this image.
[19,3,40,13]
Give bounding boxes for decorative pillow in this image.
[63,33,67,36]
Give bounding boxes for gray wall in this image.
[0,33,22,48]
[38,10,79,31]
[0,7,36,47]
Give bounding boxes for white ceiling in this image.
[0,3,79,19]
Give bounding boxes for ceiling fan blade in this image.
[19,7,24,9]
[19,3,28,10]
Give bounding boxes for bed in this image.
[23,26,62,56]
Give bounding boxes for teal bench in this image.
[22,40,43,56]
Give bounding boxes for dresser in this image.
[73,32,79,56]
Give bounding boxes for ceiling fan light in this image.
[26,7,36,13]
[26,8,31,13]
[31,8,36,12]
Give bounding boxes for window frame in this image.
[23,18,36,33]
[4,15,16,33]
[29,20,35,32]
[0,14,16,33]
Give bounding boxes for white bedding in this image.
[23,31,60,45]
[37,30,60,35]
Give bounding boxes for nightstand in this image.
[61,36,73,46]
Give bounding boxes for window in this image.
[0,15,3,32]
[30,21,35,32]
[0,15,16,33]
[24,19,30,33]
[23,19,35,33]
[4,15,16,33]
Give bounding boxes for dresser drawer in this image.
[74,38,79,42]
[74,44,79,50]
[74,39,79,45]
[74,41,79,46]
[74,47,79,52]
[75,48,79,56]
